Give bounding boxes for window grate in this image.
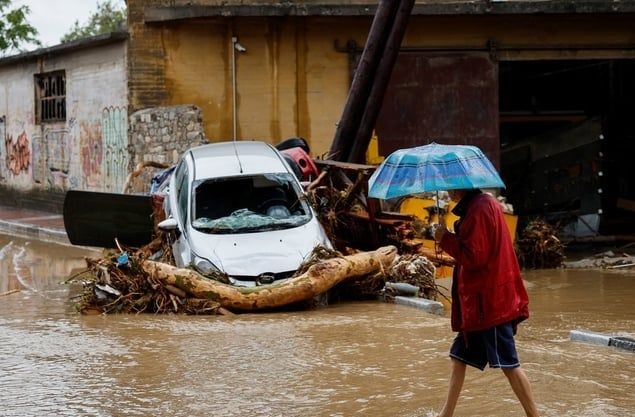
[35,71,66,123]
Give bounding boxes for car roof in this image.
[188,141,290,180]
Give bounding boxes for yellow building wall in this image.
[128,0,635,157]
[161,22,229,136]
[153,16,373,155]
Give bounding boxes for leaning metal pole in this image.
[328,0,399,162]
[348,0,415,163]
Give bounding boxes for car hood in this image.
[187,221,331,277]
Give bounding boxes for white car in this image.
[158,140,332,287]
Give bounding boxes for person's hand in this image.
[433,224,448,242]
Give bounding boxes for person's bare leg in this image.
[502,367,539,417]
[437,358,467,417]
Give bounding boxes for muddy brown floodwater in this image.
[1,234,634,417]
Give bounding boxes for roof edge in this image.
[144,2,635,22]
[0,31,128,68]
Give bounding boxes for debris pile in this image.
[563,250,635,270]
[383,254,441,301]
[516,218,566,269]
[70,244,407,315]
[329,253,441,302]
[68,156,553,315]
[307,160,454,268]
[69,250,225,315]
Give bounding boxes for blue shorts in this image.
[449,322,520,371]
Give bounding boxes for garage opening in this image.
[499,59,635,237]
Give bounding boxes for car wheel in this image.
[276,137,310,153]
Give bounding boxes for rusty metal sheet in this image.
[373,53,500,167]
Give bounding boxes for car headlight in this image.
[192,255,220,275]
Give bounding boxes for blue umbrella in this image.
[367,142,505,200]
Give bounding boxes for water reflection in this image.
[0,234,634,417]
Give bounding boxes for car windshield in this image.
[191,173,313,234]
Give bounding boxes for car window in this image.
[192,173,312,234]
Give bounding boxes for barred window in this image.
[35,71,66,123]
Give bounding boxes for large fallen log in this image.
[143,245,398,311]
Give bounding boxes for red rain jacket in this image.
[440,192,529,332]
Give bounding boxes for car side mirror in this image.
[158,217,178,231]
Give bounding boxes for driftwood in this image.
[72,245,398,314]
[121,160,169,194]
[143,245,398,311]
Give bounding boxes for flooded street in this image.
[1,234,634,417]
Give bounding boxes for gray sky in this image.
[14,0,126,50]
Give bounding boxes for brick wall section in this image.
[128,104,207,193]
[127,0,169,112]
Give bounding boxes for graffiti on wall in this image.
[80,121,103,188]
[5,131,31,175]
[102,106,129,192]
[30,133,42,184]
[1,106,127,191]
[0,116,5,179]
[43,128,72,189]
[30,108,127,191]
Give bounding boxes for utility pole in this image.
[328,0,399,161]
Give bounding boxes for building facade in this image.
[0,33,129,209]
[127,0,635,234]
[1,1,634,234]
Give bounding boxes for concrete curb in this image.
[0,220,70,246]
[570,329,635,352]
[570,329,611,346]
[394,296,445,315]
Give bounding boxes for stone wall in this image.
[128,104,207,193]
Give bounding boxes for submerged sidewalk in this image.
[0,205,69,246]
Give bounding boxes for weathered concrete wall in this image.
[0,40,128,203]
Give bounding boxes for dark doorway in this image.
[374,52,499,165]
[499,59,635,236]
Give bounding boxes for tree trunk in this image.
[142,245,398,311]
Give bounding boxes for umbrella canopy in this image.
[367,142,505,200]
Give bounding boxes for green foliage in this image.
[60,0,126,43]
[0,0,40,54]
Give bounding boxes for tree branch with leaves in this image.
[61,0,126,44]
[0,0,40,55]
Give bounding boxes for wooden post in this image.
[348,0,416,163]
[328,0,399,161]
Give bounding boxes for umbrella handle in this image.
[430,222,443,255]
[435,190,445,227]
[434,239,443,255]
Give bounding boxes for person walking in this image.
[433,188,539,417]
